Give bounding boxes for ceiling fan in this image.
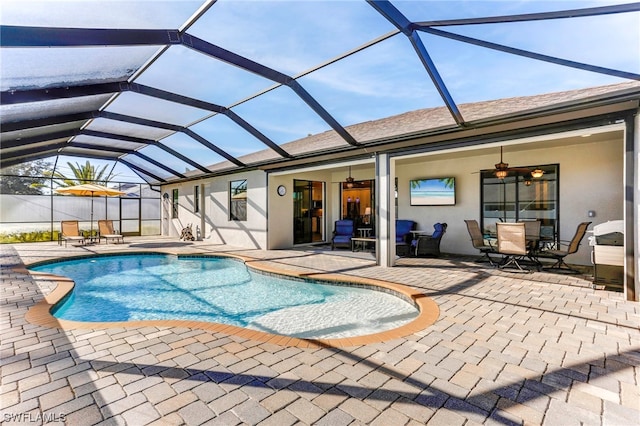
[331,165,358,187]
[345,166,355,188]
[486,146,544,179]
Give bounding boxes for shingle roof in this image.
[229,80,640,169]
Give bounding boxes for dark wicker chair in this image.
[395,219,416,256]
[331,219,354,250]
[413,223,448,257]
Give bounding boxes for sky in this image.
[2,0,638,183]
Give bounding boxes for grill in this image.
[590,220,624,291]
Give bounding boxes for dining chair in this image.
[464,219,497,265]
[520,220,541,243]
[520,220,542,267]
[539,221,591,273]
[496,222,530,272]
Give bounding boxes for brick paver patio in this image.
[1,237,638,425]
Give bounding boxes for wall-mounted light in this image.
[163,192,169,199]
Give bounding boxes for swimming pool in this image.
[30,254,422,339]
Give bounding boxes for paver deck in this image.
[1,237,639,425]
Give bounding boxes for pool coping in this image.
[21,252,439,348]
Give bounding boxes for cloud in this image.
[0,0,201,28]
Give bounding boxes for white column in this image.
[376,153,396,267]
[630,111,640,301]
[199,183,206,240]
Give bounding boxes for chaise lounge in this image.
[98,220,125,244]
[59,220,86,247]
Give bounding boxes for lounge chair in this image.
[98,220,124,244]
[331,219,354,250]
[412,222,447,257]
[59,220,86,247]
[464,219,497,265]
[538,221,591,273]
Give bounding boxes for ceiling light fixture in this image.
[495,170,508,179]
[531,169,544,178]
[345,166,355,188]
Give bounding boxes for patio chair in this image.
[412,222,447,257]
[538,221,591,273]
[496,222,530,272]
[331,219,354,250]
[59,220,86,247]
[395,219,416,256]
[98,220,124,244]
[520,220,541,244]
[519,219,543,267]
[464,219,497,265]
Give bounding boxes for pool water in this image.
[31,255,419,339]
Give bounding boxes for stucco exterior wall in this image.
[396,137,624,265]
[268,169,341,249]
[162,170,268,249]
[164,135,623,265]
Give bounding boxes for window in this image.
[481,164,559,245]
[194,185,200,213]
[229,179,247,221]
[171,188,178,218]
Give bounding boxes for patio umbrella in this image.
[56,183,125,238]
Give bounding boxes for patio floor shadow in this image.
[2,238,638,425]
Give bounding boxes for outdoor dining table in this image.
[485,233,543,270]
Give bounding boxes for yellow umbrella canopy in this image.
[55,183,125,197]
[56,184,125,236]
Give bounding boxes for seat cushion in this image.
[333,236,351,244]
[432,223,446,238]
[335,220,354,236]
[396,220,415,243]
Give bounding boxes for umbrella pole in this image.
[90,193,94,243]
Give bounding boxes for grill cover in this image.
[593,220,624,246]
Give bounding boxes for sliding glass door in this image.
[481,164,558,246]
[293,180,324,244]
[341,180,375,232]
